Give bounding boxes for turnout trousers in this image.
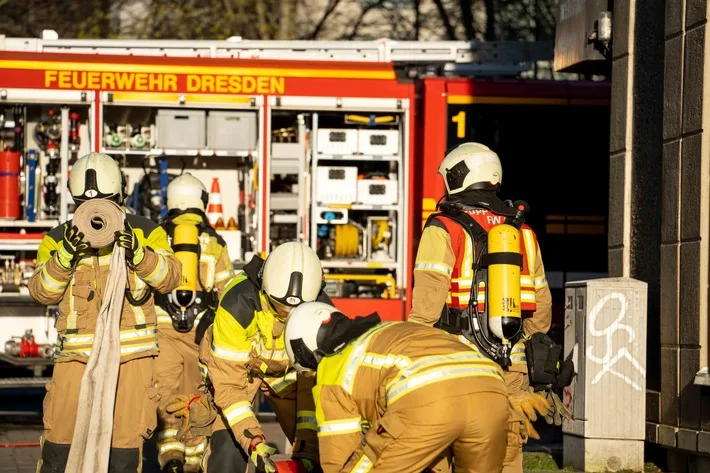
[156,327,207,472]
[354,391,508,473]
[36,357,159,473]
[428,371,529,473]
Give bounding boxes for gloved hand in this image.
[298,458,323,473]
[165,394,192,440]
[543,389,572,426]
[509,390,553,440]
[246,434,276,473]
[114,219,145,267]
[165,393,217,440]
[56,225,89,269]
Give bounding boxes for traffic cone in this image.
[227,217,238,230]
[207,177,224,226]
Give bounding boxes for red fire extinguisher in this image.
[0,150,21,219]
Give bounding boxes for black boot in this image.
[163,459,185,473]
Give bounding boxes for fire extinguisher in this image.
[0,149,21,219]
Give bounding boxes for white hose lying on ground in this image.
[65,200,126,473]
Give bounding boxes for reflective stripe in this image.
[265,371,297,393]
[39,268,66,293]
[350,454,373,473]
[144,256,168,286]
[185,439,207,456]
[211,341,251,362]
[157,315,173,325]
[157,441,185,454]
[387,365,503,405]
[414,262,453,276]
[132,305,147,325]
[318,417,362,437]
[215,269,233,283]
[224,401,256,427]
[296,410,318,431]
[521,292,535,302]
[200,254,216,290]
[55,326,159,358]
[199,362,209,378]
[341,323,393,393]
[360,353,410,370]
[534,276,547,288]
[158,429,178,440]
[185,456,202,466]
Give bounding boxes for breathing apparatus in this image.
[433,199,528,367]
[155,173,220,335]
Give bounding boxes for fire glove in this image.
[165,393,217,440]
[297,458,323,473]
[114,220,145,267]
[509,390,553,440]
[246,433,276,473]
[57,225,90,269]
[542,389,573,426]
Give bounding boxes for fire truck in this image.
[0,33,610,370]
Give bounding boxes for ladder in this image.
[0,30,553,77]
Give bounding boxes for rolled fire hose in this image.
[65,199,126,473]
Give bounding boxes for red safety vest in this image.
[434,208,540,313]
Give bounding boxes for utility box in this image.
[563,277,647,473]
[207,111,257,151]
[156,109,206,149]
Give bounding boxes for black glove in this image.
[56,225,90,269]
[114,219,145,267]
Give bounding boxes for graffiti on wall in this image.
[586,292,646,391]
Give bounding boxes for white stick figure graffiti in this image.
[586,292,646,391]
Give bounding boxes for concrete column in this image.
[607,0,665,416]
[656,0,710,453]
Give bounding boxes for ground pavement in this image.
[0,419,576,473]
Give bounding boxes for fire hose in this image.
[65,199,126,473]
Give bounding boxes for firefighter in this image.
[409,142,561,473]
[197,241,330,473]
[154,173,236,473]
[28,152,181,473]
[283,302,549,473]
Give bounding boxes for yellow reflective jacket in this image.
[201,256,331,455]
[28,212,181,363]
[155,212,235,330]
[313,321,506,473]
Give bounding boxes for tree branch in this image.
[303,0,343,40]
[432,0,457,40]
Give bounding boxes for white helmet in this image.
[69,152,123,204]
[167,173,208,212]
[260,242,324,312]
[284,302,342,373]
[438,142,502,195]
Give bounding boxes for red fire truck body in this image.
[0,39,610,326]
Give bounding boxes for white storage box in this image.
[358,129,400,156]
[207,111,257,150]
[316,128,358,155]
[216,230,243,262]
[316,166,358,204]
[357,179,398,205]
[156,109,206,149]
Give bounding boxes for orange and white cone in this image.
[207,177,224,226]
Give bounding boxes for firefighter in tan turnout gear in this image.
[410,142,569,473]
[28,152,181,473]
[284,301,524,473]
[196,242,331,473]
[154,173,235,473]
